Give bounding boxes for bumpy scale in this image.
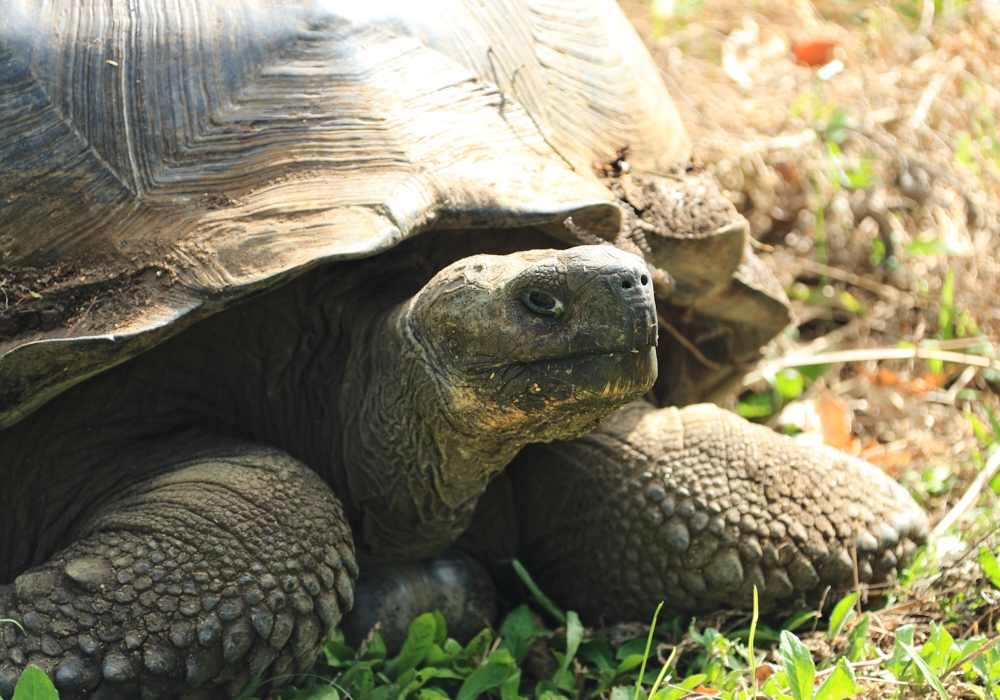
[508,401,929,622]
[0,450,356,699]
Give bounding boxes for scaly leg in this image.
[0,444,355,700]
[507,401,928,622]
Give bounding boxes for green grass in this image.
[4,504,1000,700]
[235,545,999,700]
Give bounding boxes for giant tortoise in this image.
[0,0,927,698]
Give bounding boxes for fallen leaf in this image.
[755,663,777,682]
[875,368,900,386]
[815,390,853,450]
[791,41,837,66]
[910,372,946,393]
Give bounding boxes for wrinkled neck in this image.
[337,304,519,564]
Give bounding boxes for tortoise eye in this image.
[523,289,565,317]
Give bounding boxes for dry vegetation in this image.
[614,0,1000,696]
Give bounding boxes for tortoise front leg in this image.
[0,445,356,700]
[506,401,928,623]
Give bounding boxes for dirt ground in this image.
[614,2,1000,688]
[621,0,1000,517]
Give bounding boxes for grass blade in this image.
[748,585,760,700]
[897,640,949,700]
[510,560,566,625]
[827,593,859,640]
[647,646,677,700]
[634,602,664,700]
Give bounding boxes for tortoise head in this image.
[406,245,658,444]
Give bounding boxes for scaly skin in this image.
[1,238,658,698]
[507,400,929,622]
[0,445,356,700]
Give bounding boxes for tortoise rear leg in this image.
[0,444,356,700]
[506,401,928,623]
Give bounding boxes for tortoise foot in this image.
[0,445,356,700]
[507,400,928,622]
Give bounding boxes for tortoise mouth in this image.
[526,345,656,392]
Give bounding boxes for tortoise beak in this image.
[558,246,658,353]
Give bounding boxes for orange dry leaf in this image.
[863,448,915,478]
[692,686,720,696]
[875,368,901,386]
[909,372,946,393]
[815,390,854,450]
[754,664,777,682]
[790,41,837,66]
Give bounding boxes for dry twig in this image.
[932,448,1000,536]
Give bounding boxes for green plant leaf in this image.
[577,638,615,672]
[416,690,450,700]
[11,667,60,700]
[424,644,452,669]
[614,654,646,677]
[634,602,663,700]
[338,660,379,692]
[431,611,448,647]
[939,269,955,340]
[499,605,541,666]
[0,619,25,635]
[616,638,652,661]
[826,593,858,640]
[286,685,340,700]
[385,613,437,681]
[357,667,375,700]
[775,369,805,400]
[846,614,871,663]
[658,674,706,700]
[886,625,915,679]
[782,611,818,632]
[362,633,388,663]
[325,629,357,667]
[897,640,949,700]
[813,658,858,700]
[728,623,781,643]
[779,630,815,700]
[500,668,523,700]
[979,546,1000,588]
[396,667,438,700]
[552,611,583,689]
[738,392,775,419]
[985,405,1000,444]
[369,686,397,700]
[455,656,515,700]
[459,629,494,668]
[924,623,957,674]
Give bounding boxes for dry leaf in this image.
[791,40,837,66]
[815,390,854,450]
[754,663,777,682]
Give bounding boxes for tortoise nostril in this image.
[621,280,632,290]
[640,275,649,286]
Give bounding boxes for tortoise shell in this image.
[0,0,690,427]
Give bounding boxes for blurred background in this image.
[619,0,1000,525]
